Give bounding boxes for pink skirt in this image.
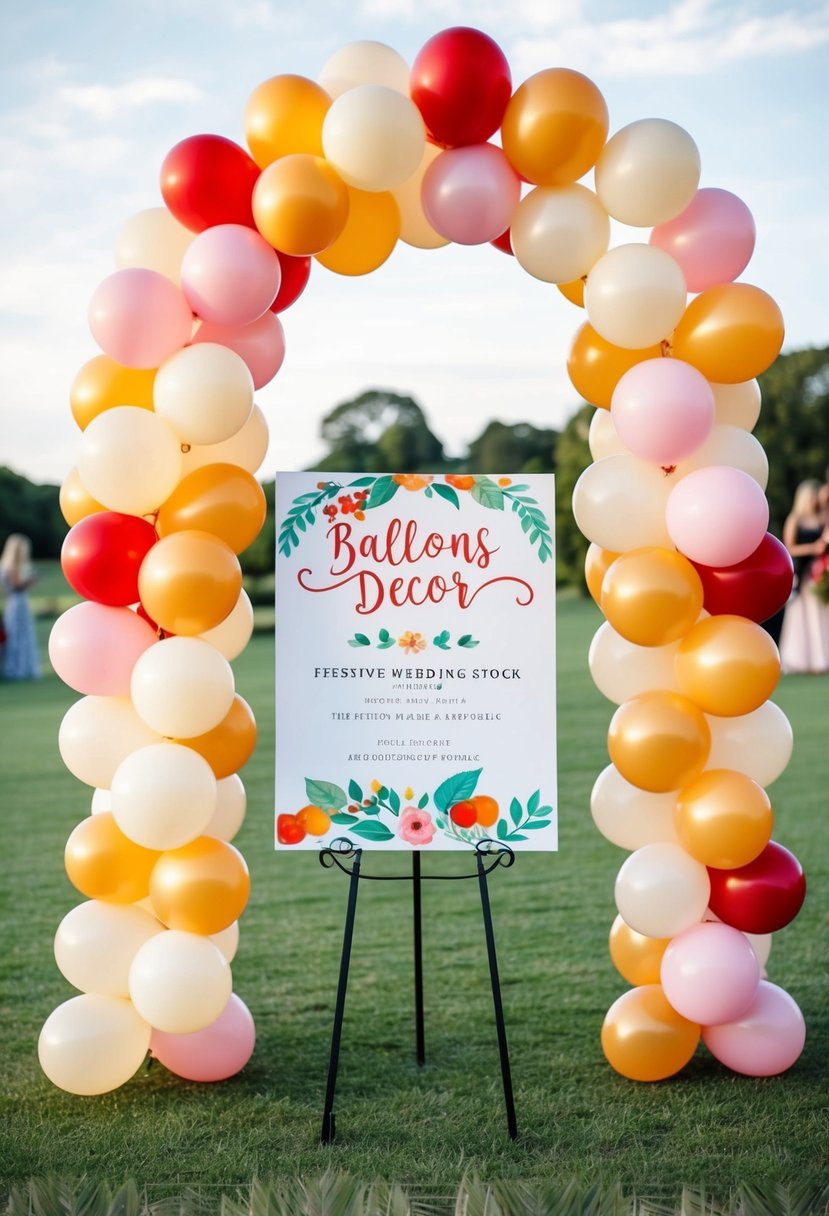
[779,588,829,674]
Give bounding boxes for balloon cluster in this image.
[41,25,804,1092]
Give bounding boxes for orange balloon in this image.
[70,355,156,430]
[244,74,331,167]
[138,530,242,636]
[65,812,160,904]
[600,547,704,647]
[501,68,609,186]
[315,186,401,276]
[584,543,620,606]
[675,768,773,869]
[150,836,250,934]
[59,467,105,526]
[252,154,350,256]
[608,690,711,793]
[608,915,671,986]
[176,695,257,779]
[567,321,663,408]
[601,985,700,1081]
[675,615,781,716]
[156,463,267,554]
[671,283,784,384]
[558,277,585,308]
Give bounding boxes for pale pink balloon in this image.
[49,602,157,696]
[702,981,806,1075]
[666,465,769,567]
[181,224,282,327]
[88,268,193,369]
[150,993,255,1082]
[611,358,715,465]
[660,921,760,1026]
[650,188,756,294]
[421,144,521,246]
[192,312,286,390]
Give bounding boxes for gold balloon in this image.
[675,615,781,716]
[156,463,267,554]
[608,690,711,793]
[584,543,620,606]
[176,695,257,779]
[252,154,350,256]
[70,355,156,430]
[601,985,700,1081]
[567,322,663,409]
[501,68,609,186]
[600,547,704,647]
[675,768,773,869]
[671,283,784,384]
[244,74,331,167]
[558,277,585,308]
[59,467,105,526]
[150,836,250,935]
[138,530,242,637]
[315,186,400,276]
[65,813,160,904]
[608,915,671,986]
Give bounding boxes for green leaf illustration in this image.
[350,820,395,842]
[528,789,541,816]
[496,819,509,840]
[304,778,348,812]
[433,629,451,650]
[349,476,376,487]
[366,475,399,509]
[388,788,401,814]
[434,767,483,813]
[348,778,363,802]
[431,483,460,509]
[457,634,479,648]
[470,476,504,510]
[330,812,360,826]
[418,792,429,809]
[348,633,371,647]
[510,797,523,826]
[522,820,551,830]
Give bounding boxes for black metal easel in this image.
[318,836,517,1145]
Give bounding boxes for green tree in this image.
[314,389,446,472]
[465,420,557,474]
[0,467,65,558]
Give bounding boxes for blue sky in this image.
[2,0,828,483]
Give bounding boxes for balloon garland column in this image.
[39,26,806,1094]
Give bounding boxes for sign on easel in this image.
[275,472,557,852]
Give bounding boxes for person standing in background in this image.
[0,533,41,681]
[778,480,829,674]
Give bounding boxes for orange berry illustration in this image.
[471,794,499,828]
[445,474,475,491]
[392,473,433,491]
[296,805,331,836]
[449,800,477,828]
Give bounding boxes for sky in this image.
[2,0,828,485]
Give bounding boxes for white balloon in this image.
[91,788,111,814]
[319,40,409,98]
[38,994,151,1095]
[595,118,700,227]
[591,764,681,850]
[615,842,710,938]
[711,380,761,430]
[322,84,425,192]
[59,696,161,789]
[210,920,240,963]
[115,207,195,285]
[705,701,793,786]
[111,741,218,850]
[588,620,681,704]
[675,423,769,489]
[78,406,183,516]
[181,404,269,476]
[572,455,674,551]
[197,590,254,661]
[588,408,625,462]
[130,636,235,739]
[585,244,687,350]
[54,900,163,997]
[391,142,450,249]
[153,343,254,447]
[204,774,247,841]
[510,184,610,284]
[129,930,232,1034]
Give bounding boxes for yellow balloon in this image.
[150,836,250,935]
[244,74,331,167]
[675,768,773,869]
[600,547,704,647]
[70,355,156,430]
[558,277,585,308]
[59,467,105,526]
[567,322,663,409]
[65,812,160,904]
[675,615,781,716]
[156,463,267,554]
[501,68,608,186]
[252,154,350,256]
[671,284,784,384]
[608,690,711,793]
[608,915,671,986]
[315,186,400,275]
[584,543,620,606]
[175,694,257,779]
[601,985,700,1081]
[138,530,242,637]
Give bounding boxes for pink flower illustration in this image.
[398,807,436,846]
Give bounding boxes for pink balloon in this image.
[48,602,157,696]
[150,993,256,1082]
[666,465,769,567]
[661,921,760,1026]
[422,144,521,246]
[88,268,193,369]
[611,358,715,465]
[192,311,286,390]
[181,224,282,327]
[702,981,806,1075]
[650,188,756,294]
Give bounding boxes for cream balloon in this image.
[705,701,793,787]
[77,406,183,515]
[128,929,232,1034]
[571,455,674,552]
[595,118,701,227]
[203,773,247,841]
[59,695,162,788]
[322,84,425,191]
[591,764,681,850]
[197,590,254,661]
[615,842,710,939]
[130,636,235,739]
[588,620,682,704]
[711,380,762,430]
[38,994,151,1095]
[584,244,687,350]
[115,207,195,285]
[588,409,625,462]
[675,424,769,489]
[318,40,409,97]
[210,920,240,963]
[391,142,450,249]
[181,404,269,476]
[510,184,610,284]
[153,343,254,446]
[54,900,163,997]
[111,742,218,850]
[90,788,112,814]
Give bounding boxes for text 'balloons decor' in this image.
[47,25,802,1095]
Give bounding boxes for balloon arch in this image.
[40,27,806,1094]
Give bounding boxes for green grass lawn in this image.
[1,591,827,1203]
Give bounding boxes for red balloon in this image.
[708,841,806,934]
[61,512,157,606]
[269,251,312,313]
[491,227,514,256]
[410,27,512,148]
[690,532,794,623]
[160,134,261,232]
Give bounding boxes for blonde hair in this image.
[0,533,34,584]
[790,479,821,520]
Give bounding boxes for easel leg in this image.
[413,850,425,1066]
[477,852,518,1140]
[320,849,362,1144]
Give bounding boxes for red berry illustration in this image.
[277,813,306,845]
[449,800,477,828]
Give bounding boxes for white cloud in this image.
[57,77,204,120]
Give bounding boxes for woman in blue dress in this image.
[0,533,41,680]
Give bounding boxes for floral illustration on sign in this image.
[346,628,480,650]
[275,768,554,848]
[277,475,553,562]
